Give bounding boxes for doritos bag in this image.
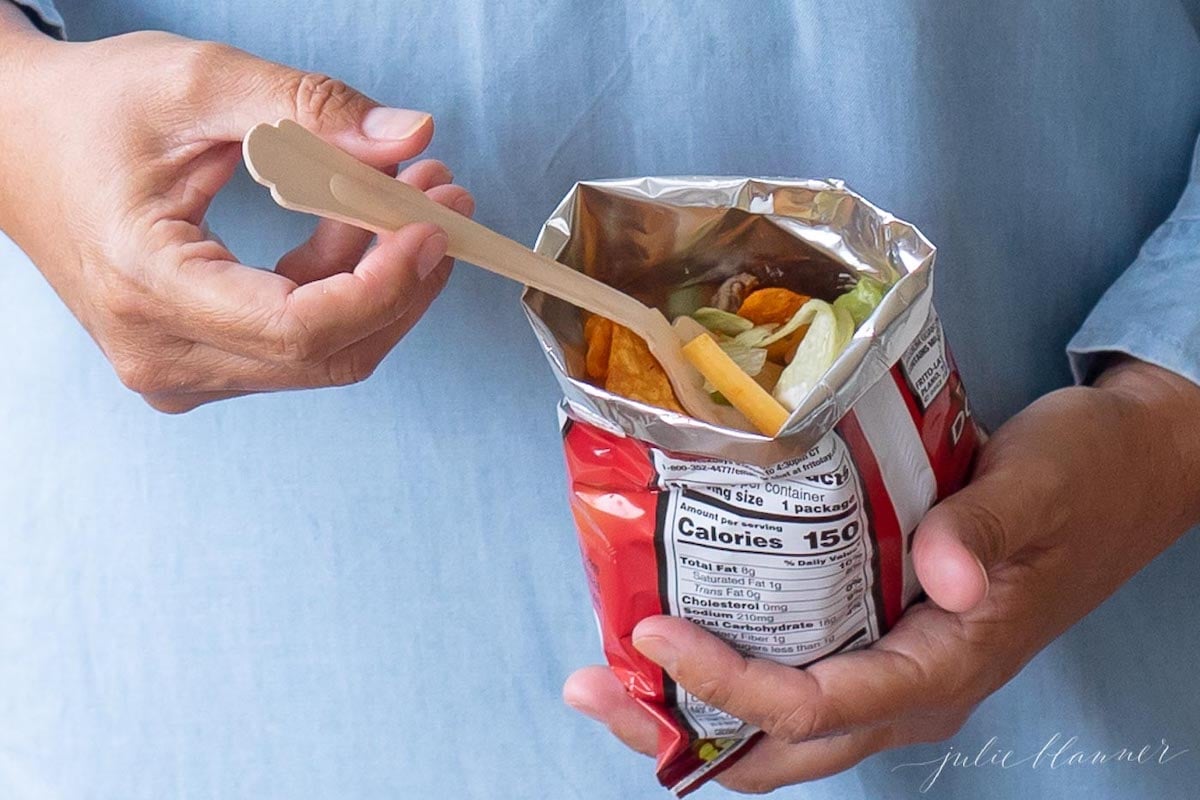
[523,178,979,795]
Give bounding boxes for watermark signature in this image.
[891,733,1188,793]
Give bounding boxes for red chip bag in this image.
[523,178,979,795]
[562,311,977,794]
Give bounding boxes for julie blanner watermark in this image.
[891,733,1188,793]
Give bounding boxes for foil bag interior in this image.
[521,177,936,468]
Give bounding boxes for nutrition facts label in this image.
[652,434,878,739]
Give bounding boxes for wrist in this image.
[0,6,60,111]
[0,3,62,238]
[1094,357,1200,532]
[0,3,59,72]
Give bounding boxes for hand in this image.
[564,359,1200,793]
[0,8,473,412]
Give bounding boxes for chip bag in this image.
[522,178,979,795]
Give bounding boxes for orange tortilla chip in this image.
[738,287,810,325]
[605,323,684,413]
[738,288,812,364]
[584,315,614,380]
[766,327,809,364]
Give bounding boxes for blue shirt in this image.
[3,2,1199,798]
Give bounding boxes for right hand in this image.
[0,10,473,412]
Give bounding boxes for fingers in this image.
[130,176,471,410]
[142,39,469,376]
[566,610,993,795]
[911,389,1121,614]
[265,175,468,380]
[279,220,447,357]
[716,727,893,794]
[275,159,456,285]
[563,667,659,757]
[631,614,973,746]
[911,513,991,613]
[123,255,447,402]
[191,43,432,165]
[562,663,890,792]
[274,218,375,285]
[565,615,967,797]
[161,220,444,366]
[426,184,475,217]
[142,389,247,414]
[633,616,859,743]
[167,224,443,369]
[398,159,455,191]
[563,656,898,797]
[243,181,469,361]
[175,142,244,226]
[314,246,455,384]
[912,459,1059,612]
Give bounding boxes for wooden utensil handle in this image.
[243,120,741,431]
[243,119,652,327]
[327,175,654,326]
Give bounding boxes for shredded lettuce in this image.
[833,304,855,352]
[832,277,887,329]
[702,339,768,393]
[732,324,779,348]
[719,340,768,377]
[692,307,754,336]
[666,284,713,320]
[771,300,856,411]
[756,300,822,347]
[686,279,888,414]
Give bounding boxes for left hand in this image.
[563,358,1200,794]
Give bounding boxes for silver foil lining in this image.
[522,177,936,468]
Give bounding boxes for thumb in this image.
[912,465,1047,613]
[191,43,433,165]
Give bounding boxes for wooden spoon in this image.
[242,119,734,427]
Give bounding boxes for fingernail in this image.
[453,195,475,217]
[633,634,678,673]
[362,107,431,141]
[416,232,448,280]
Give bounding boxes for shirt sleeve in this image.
[7,0,63,38]
[1068,134,1200,387]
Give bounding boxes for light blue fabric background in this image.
[2,2,1199,798]
[1070,136,1200,385]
